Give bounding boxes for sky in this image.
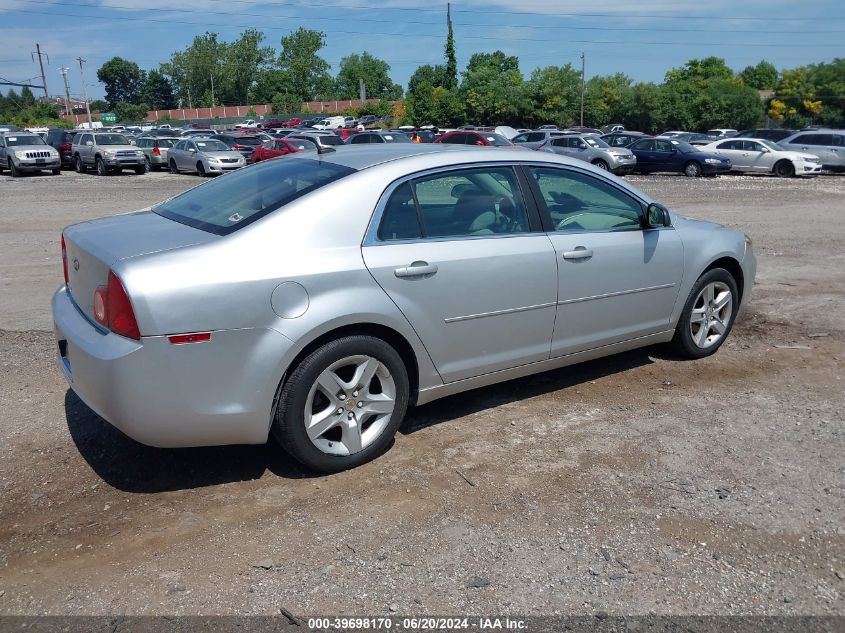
[0,0,843,103]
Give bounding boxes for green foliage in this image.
[335,52,402,100]
[524,65,582,127]
[665,56,734,85]
[444,9,457,90]
[583,73,633,127]
[89,99,109,112]
[461,51,528,125]
[251,69,295,104]
[246,107,258,117]
[142,70,175,110]
[277,28,332,102]
[404,64,464,126]
[739,61,778,90]
[772,59,845,127]
[12,101,67,127]
[270,92,302,115]
[97,57,146,108]
[113,102,151,123]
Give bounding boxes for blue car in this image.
[629,137,731,177]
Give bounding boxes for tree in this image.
[739,61,778,90]
[114,101,150,123]
[620,82,667,133]
[665,56,734,85]
[583,73,632,127]
[335,52,402,100]
[444,5,457,90]
[142,70,175,110]
[162,33,227,108]
[224,29,275,105]
[251,69,295,104]
[524,65,581,127]
[271,92,302,115]
[19,86,36,108]
[461,51,529,125]
[97,57,145,107]
[89,99,110,113]
[277,28,332,102]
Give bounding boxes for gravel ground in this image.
[0,168,843,617]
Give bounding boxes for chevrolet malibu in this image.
[53,145,756,472]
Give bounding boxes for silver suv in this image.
[0,131,61,177]
[539,133,636,175]
[779,129,845,172]
[511,129,566,150]
[72,132,146,176]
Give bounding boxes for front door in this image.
[526,166,684,357]
[362,166,558,383]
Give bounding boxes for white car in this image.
[701,137,822,178]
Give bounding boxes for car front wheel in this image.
[272,336,410,473]
[671,268,738,359]
[684,161,702,177]
[74,155,85,173]
[95,157,107,176]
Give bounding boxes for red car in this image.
[250,137,317,163]
[282,117,304,127]
[434,130,513,147]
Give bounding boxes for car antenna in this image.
[317,144,336,155]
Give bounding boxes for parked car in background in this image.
[291,131,346,150]
[600,123,626,134]
[135,136,180,171]
[512,129,566,150]
[180,129,215,138]
[358,115,378,127]
[735,128,796,142]
[659,131,686,138]
[53,144,756,472]
[701,138,822,177]
[666,132,713,145]
[538,133,636,175]
[601,131,649,148]
[706,129,738,139]
[250,137,317,163]
[46,128,79,168]
[628,137,730,177]
[347,131,413,144]
[435,130,514,146]
[0,131,61,176]
[779,129,845,172]
[168,138,246,175]
[314,116,346,130]
[72,132,146,176]
[567,126,602,135]
[235,119,258,128]
[210,133,263,162]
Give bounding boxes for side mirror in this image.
[645,203,670,228]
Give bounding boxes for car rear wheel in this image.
[95,157,107,176]
[197,161,206,176]
[592,159,609,171]
[773,160,795,178]
[671,268,738,359]
[144,156,151,171]
[51,168,61,175]
[134,163,146,175]
[272,335,409,473]
[169,159,178,174]
[74,155,85,173]
[684,161,702,177]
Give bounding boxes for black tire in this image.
[272,335,410,473]
[144,156,151,171]
[774,160,795,178]
[671,267,739,359]
[74,155,86,173]
[592,159,609,171]
[95,157,107,176]
[9,159,20,178]
[684,161,702,177]
[51,168,61,175]
[169,159,178,174]
[197,161,206,176]
[134,163,147,175]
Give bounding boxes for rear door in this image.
[710,139,746,168]
[653,139,676,171]
[527,165,684,356]
[630,139,657,171]
[362,165,558,383]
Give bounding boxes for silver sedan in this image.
[53,146,756,472]
[167,138,246,175]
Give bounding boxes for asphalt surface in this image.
[0,167,843,617]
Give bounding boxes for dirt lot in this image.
[0,169,843,617]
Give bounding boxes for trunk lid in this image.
[63,211,216,323]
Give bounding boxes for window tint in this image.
[527,132,545,142]
[632,140,654,151]
[409,167,529,238]
[744,141,765,152]
[654,140,673,152]
[155,158,356,235]
[530,167,643,233]
[350,134,371,144]
[440,133,465,144]
[378,183,421,241]
[512,133,529,143]
[718,140,740,150]
[833,135,844,146]
[793,134,833,146]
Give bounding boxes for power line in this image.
[15,0,845,34]
[8,8,843,47]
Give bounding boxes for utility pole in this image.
[580,52,585,127]
[59,66,72,115]
[359,78,366,104]
[32,43,50,99]
[210,72,215,108]
[77,57,93,128]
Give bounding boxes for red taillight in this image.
[61,233,68,285]
[59,142,71,152]
[168,332,211,345]
[92,271,140,340]
[152,146,161,155]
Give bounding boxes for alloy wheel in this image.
[303,355,397,456]
[689,281,733,349]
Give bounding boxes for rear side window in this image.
[155,158,356,235]
[378,183,421,241]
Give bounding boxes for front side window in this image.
[440,133,465,145]
[530,167,643,233]
[155,158,356,235]
[411,167,529,238]
[350,134,371,144]
[631,139,654,151]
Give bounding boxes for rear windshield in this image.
[157,138,178,148]
[232,136,262,146]
[154,158,356,235]
[484,133,512,146]
[318,135,343,146]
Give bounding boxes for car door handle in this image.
[394,261,438,278]
[562,248,594,260]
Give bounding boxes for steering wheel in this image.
[555,213,594,231]
[493,195,521,232]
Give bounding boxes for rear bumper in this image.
[52,286,292,448]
